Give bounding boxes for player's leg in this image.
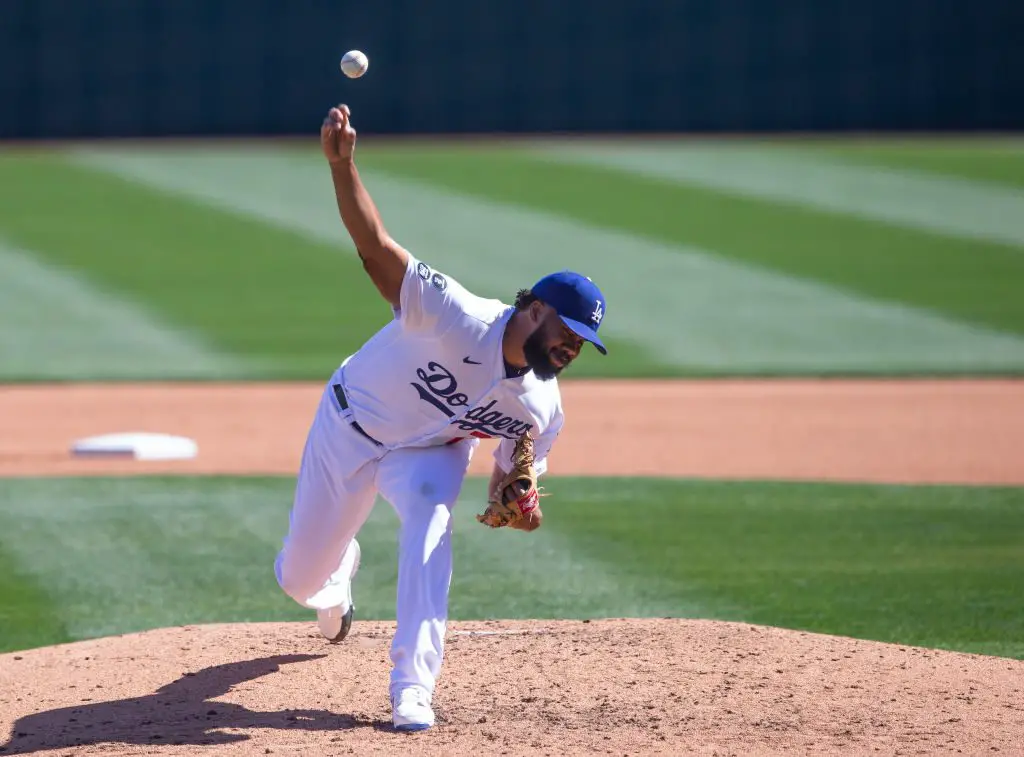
[375,439,476,729]
[274,383,382,632]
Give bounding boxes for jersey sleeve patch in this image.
[399,255,465,334]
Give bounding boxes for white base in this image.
[70,432,198,461]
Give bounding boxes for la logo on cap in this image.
[591,300,604,325]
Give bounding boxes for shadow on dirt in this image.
[0,653,393,754]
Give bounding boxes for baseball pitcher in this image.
[274,104,609,732]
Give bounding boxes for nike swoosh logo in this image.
[463,356,482,365]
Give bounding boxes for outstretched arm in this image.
[321,104,409,307]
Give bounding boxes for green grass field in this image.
[1,477,1022,659]
[2,137,1024,379]
[1,137,1022,659]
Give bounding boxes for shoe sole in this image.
[321,541,361,643]
[323,604,354,643]
[394,722,432,732]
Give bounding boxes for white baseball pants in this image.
[274,382,475,698]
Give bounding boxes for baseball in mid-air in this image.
[340,50,369,79]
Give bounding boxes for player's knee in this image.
[274,553,318,604]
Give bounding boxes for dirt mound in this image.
[1,619,1021,756]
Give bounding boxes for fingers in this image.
[322,104,354,144]
[326,104,351,126]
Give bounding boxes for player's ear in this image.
[529,300,546,324]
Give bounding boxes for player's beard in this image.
[523,327,562,381]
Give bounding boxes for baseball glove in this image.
[476,431,542,528]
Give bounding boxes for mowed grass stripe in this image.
[69,146,661,377]
[0,239,245,381]
[1,477,1021,658]
[541,478,1024,659]
[0,153,392,379]
[450,479,725,620]
[0,478,311,643]
[0,541,69,654]
[72,147,1024,375]
[357,145,1024,338]
[0,477,713,651]
[804,140,1024,190]
[534,142,1024,248]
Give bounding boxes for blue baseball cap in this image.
[531,271,608,355]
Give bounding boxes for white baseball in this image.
[340,50,369,79]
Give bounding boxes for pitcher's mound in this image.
[1,619,1021,756]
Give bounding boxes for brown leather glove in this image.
[476,431,542,528]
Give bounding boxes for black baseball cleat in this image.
[318,602,354,643]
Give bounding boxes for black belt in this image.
[333,384,383,446]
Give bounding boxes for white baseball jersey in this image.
[330,255,564,475]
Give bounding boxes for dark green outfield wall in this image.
[2,0,1022,139]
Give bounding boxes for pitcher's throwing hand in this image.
[321,103,356,163]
